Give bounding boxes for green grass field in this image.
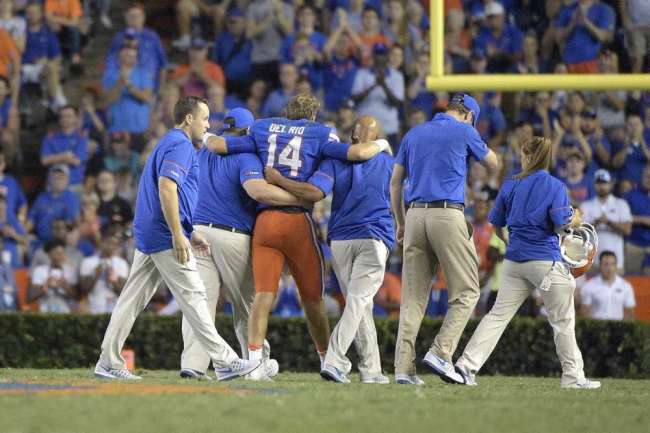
[1,369,648,433]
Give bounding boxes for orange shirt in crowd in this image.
[172,62,226,98]
[359,33,392,66]
[0,28,19,79]
[45,0,83,20]
[376,272,401,320]
[473,222,495,274]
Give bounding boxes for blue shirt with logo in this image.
[624,188,650,248]
[489,170,573,262]
[323,55,358,112]
[134,129,199,254]
[23,25,60,64]
[192,147,264,233]
[554,1,615,64]
[309,152,395,249]
[225,118,350,184]
[28,190,80,242]
[40,131,88,185]
[396,112,488,205]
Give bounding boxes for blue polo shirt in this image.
[624,188,650,247]
[489,170,573,262]
[396,112,489,205]
[134,129,200,254]
[212,32,252,83]
[0,174,27,218]
[40,131,88,185]
[192,148,264,233]
[309,153,395,249]
[107,28,168,89]
[22,25,60,64]
[28,189,80,242]
[102,64,154,133]
[554,1,615,64]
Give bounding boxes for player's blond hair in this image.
[286,94,320,121]
[515,136,553,179]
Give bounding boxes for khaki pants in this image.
[181,226,270,373]
[395,208,480,375]
[625,242,650,275]
[324,239,388,376]
[456,260,586,386]
[99,249,238,370]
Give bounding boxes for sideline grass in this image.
[1,369,648,433]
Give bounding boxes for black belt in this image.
[262,206,312,214]
[195,222,250,235]
[409,201,464,211]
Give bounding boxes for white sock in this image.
[249,348,263,362]
[318,351,326,369]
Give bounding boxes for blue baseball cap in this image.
[222,108,254,131]
[450,93,481,128]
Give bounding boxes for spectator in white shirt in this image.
[28,239,78,313]
[580,169,632,272]
[580,251,636,321]
[79,227,128,314]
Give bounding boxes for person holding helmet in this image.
[455,136,601,390]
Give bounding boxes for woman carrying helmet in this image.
[454,136,601,390]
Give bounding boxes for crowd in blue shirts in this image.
[0,0,649,315]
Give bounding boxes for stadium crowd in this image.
[0,0,647,321]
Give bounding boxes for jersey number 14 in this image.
[266,134,303,177]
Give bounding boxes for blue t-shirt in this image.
[323,55,358,112]
[560,174,595,204]
[624,188,650,247]
[225,118,350,184]
[281,31,327,90]
[133,129,199,254]
[260,90,295,118]
[106,28,168,89]
[396,113,489,205]
[0,99,10,128]
[28,190,80,242]
[477,103,507,143]
[0,174,27,218]
[474,24,523,57]
[192,147,264,233]
[489,170,573,262]
[40,131,88,185]
[212,32,252,83]
[102,64,154,133]
[22,25,60,64]
[309,152,395,249]
[615,141,649,185]
[554,2,615,64]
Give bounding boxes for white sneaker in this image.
[562,378,601,389]
[172,35,191,50]
[215,358,262,381]
[265,358,279,377]
[100,14,113,28]
[454,364,478,386]
[320,364,351,384]
[422,352,464,384]
[395,373,425,385]
[180,368,213,381]
[94,363,142,380]
[360,373,390,384]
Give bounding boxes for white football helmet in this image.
[560,223,599,277]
